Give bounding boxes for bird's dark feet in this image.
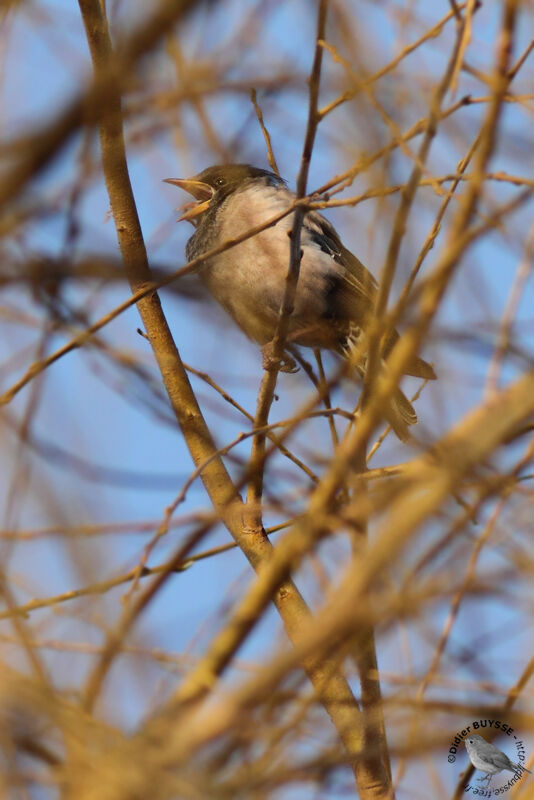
[261,342,299,373]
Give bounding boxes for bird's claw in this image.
[261,343,299,374]
[279,355,299,373]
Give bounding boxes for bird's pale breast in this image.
[198,183,342,346]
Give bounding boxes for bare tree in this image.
[0,0,532,797]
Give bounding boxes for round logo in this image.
[448,718,530,795]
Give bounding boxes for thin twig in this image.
[250,88,280,177]
[246,0,330,516]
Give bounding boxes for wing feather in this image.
[305,210,436,381]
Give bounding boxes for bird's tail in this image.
[512,762,532,774]
[384,387,418,442]
[347,352,420,442]
[342,331,428,441]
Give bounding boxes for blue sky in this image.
[1,0,533,796]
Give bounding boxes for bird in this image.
[164,164,436,441]
[464,734,531,785]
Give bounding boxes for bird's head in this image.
[465,735,484,746]
[164,164,283,225]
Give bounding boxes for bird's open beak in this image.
[163,177,214,223]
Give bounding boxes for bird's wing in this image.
[305,211,436,380]
[479,743,517,770]
[305,211,378,307]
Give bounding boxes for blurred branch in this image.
[175,367,534,746]
[1,0,533,796]
[485,223,534,397]
[0,0,205,214]
[318,3,467,119]
[77,0,240,712]
[449,0,478,96]
[0,198,305,406]
[0,517,307,623]
[361,13,466,437]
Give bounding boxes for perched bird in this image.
[165,164,436,440]
[464,734,531,785]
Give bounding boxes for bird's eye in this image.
[214,177,225,187]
